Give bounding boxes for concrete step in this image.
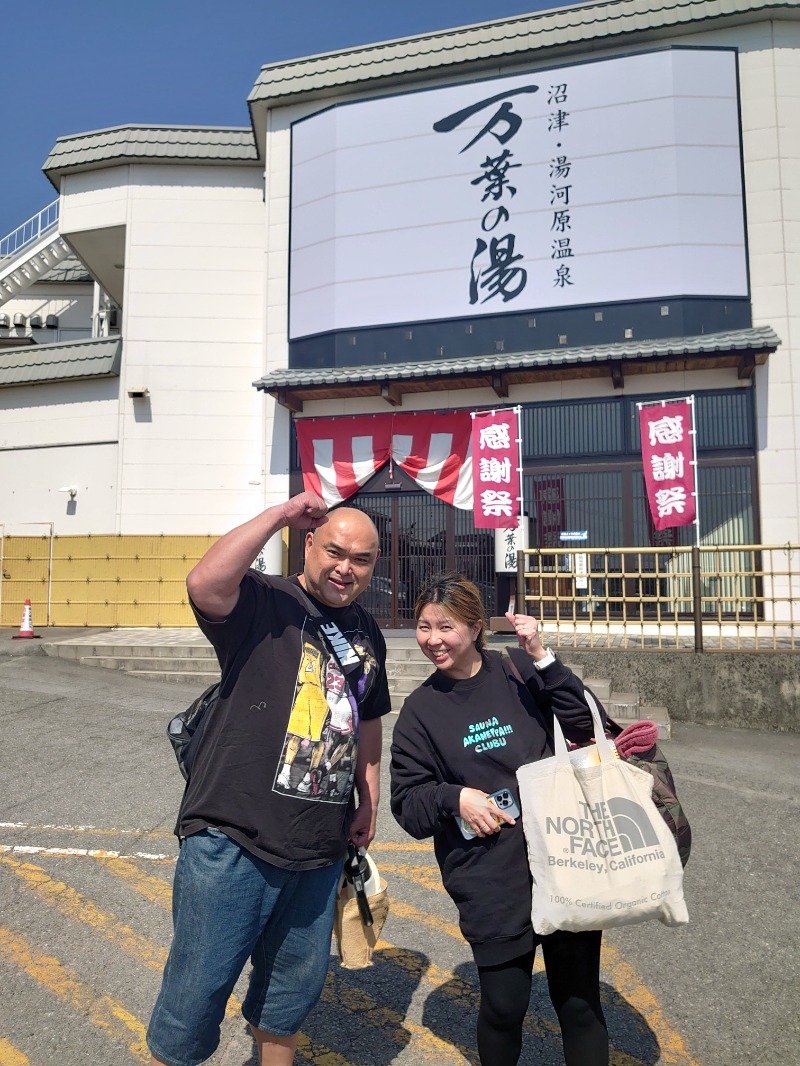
[385,659,434,679]
[127,670,220,685]
[606,691,640,719]
[639,705,671,741]
[582,678,611,702]
[80,655,218,673]
[49,642,215,662]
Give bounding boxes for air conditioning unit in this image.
[0,313,9,328]
[29,314,43,329]
[13,313,26,327]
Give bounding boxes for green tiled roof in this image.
[41,255,92,283]
[255,327,780,393]
[43,125,258,184]
[0,336,121,388]
[248,1,797,106]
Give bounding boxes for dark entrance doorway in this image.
[352,472,497,629]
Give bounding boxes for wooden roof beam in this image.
[738,352,756,379]
[380,381,403,406]
[277,389,303,413]
[491,372,509,398]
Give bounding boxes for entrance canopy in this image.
[255,326,778,413]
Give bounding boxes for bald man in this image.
[147,493,390,1066]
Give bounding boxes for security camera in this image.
[59,487,78,499]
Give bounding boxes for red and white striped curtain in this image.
[295,413,473,509]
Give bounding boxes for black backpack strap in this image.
[280,576,363,677]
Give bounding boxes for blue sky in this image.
[0,0,586,239]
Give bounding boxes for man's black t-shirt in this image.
[178,570,391,870]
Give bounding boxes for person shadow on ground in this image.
[421,963,664,1065]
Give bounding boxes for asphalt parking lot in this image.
[0,636,798,1066]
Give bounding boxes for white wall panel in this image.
[59,169,130,233]
[111,166,266,533]
[0,443,117,534]
[0,381,118,448]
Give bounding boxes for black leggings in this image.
[476,930,608,1066]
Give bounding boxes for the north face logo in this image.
[545,798,663,867]
[607,797,660,853]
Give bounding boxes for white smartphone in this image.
[458,788,521,840]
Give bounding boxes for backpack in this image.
[605,718,692,868]
[166,680,220,781]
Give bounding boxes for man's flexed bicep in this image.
[187,492,328,621]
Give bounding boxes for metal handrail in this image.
[0,199,60,260]
[516,543,799,651]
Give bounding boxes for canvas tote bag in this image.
[516,695,688,935]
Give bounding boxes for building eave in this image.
[254,326,779,412]
[42,125,260,189]
[248,0,799,111]
[0,336,121,388]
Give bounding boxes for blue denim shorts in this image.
[147,828,342,1066]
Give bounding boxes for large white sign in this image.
[289,48,747,340]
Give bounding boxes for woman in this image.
[390,572,609,1066]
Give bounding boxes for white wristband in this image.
[533,648,556,670]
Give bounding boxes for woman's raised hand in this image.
[505,612,545,660]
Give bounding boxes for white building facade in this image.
[1,0,797,626]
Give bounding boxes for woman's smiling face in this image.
[415,602,483,680]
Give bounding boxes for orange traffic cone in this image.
[12,598,40,640]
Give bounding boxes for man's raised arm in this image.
[186,491,328,621]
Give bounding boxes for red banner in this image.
[471,409,521,529]
[639,400,697,531]
[295,412,473,508]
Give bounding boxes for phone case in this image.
[458,788,520,839]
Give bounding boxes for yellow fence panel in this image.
[51,534,217,627]
[0,535,52,627]
[1,533,218,628]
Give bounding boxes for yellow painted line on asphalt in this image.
[600,946,702,1066]
[7,854,242,1026]
[0,1039,31,1065]
[0,928,149,1062]
[101,855,696,1066]
[0,821,174,840]
[0,856,167,972]
[379,861,451,894]
[96,855,173,907]
[370,840,433,853]
[385,865,699,1066]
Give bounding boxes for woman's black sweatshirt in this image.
[390,649,597,965]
